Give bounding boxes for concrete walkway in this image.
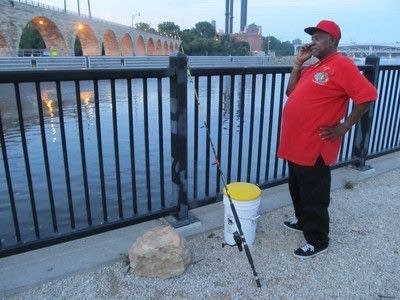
[1,152,400,299]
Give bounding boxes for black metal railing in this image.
[0,54,399,257]
[0,67,176,256]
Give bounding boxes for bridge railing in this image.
[0,54,398,257]
[0,56,295,71]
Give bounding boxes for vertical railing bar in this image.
[74,80,92,225]
[264,73,276,182]
[157,77,165,208]
[383,70,398,149]
[142,78,152,211]
[273,73,286,179]
[339,103,350,161]
[127,78,138,214]
[282,159,287,177]
[216,75,223,193]
[205,75,211,196]
[246,73,257,182]
[35,81,58,233]
[14,82,40,238]
[93,79,107,221]
[227,75,235,183]
[237,74,246,181]
[110,79,123,218]
[256,74,266,184]
[344,102,354,160]
[389,70,400,148]
[374,70,388,152]
[0,112,21,241]
[193,76,199,199]
[379,70,395,150]
[377,70,391,151]
[55,81,75,229]
[370,70,385,153]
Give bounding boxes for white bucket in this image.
[223,182,261,246]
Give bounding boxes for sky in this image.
[41,0,400,45]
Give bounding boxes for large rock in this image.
[128,225,191,279]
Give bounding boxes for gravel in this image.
[4,168,400,299]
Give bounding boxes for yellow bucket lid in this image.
[223,182,261,201]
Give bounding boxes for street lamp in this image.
[131,12,140,28]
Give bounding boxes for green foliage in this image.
[19,24,46,49]
[220,35,250,55]
[343,180,355,190]
[135,22,157,34]
[158,22,180,37]
[179,22,249,56]
[194,21,216,39]
[263,35,294,56]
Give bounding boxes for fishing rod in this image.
[182,48,261,288]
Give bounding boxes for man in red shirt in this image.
[278,20,377,258]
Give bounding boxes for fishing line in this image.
[180,46,262,288]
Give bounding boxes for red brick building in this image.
[234,23,263,53]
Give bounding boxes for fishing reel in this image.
[222,231,243,252]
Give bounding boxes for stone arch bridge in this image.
[0,0,180,56]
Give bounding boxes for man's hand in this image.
[295,44,313,66]
[319,103,371,141]
[319,123,350,141]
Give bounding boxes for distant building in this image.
[234,23,263,54]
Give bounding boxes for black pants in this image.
[288,157,331,247]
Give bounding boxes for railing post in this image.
[351,55,380,170]
[168,52,190,226]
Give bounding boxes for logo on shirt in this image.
[313,71,329,85]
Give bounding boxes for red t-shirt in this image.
[278,52,377,166]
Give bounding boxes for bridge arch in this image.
[103,30,120,56]
[163,41,169,55]
[27,16,68,55]
[121,34,133,56]
[135,36,145,56]
[169,42,174,53]
[75,23,99,56]
[0,33,8,56]
[146,38,155,55]
[156,39,163,55]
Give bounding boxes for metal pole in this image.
[240,0,247,32]
[87,0,91,18]
[351,55,380,170]
[225,0,230,34]
[169,52,189,223]
[229,0,234,34]
[77,0,80,16]
[64,0,66,12]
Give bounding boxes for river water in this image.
[0,73,289,243]
[0,56,398,244]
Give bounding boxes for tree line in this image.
[19,20,294,56]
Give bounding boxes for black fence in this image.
[0,54,399,257]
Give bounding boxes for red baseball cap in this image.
[304,20,341,41]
